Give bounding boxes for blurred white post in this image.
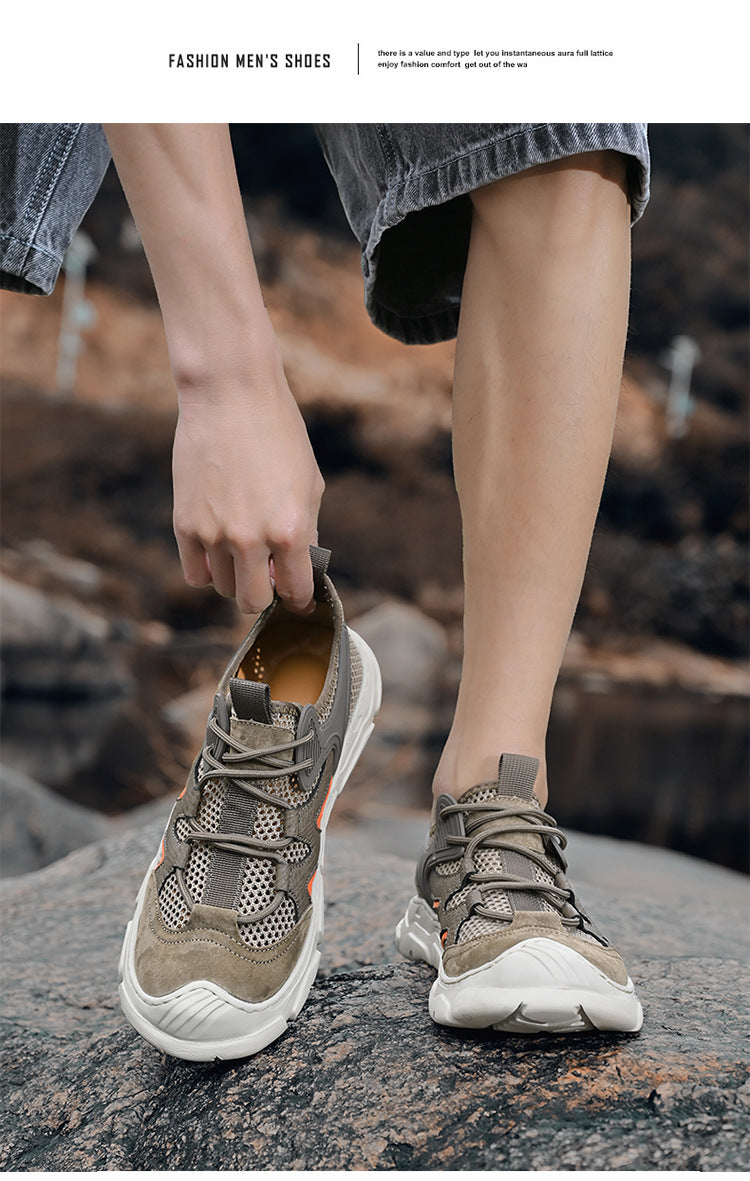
[55,231,97,399]
[662,334,701,439]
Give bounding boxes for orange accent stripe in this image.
[177,784,187,800]
[307,869,317,897]
[316,775,334,830]
[440,930,448,947]
[157,838,165,867]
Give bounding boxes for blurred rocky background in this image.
[1,123,748,876]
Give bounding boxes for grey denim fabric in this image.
[0,123,111,296]
[1,123,650,347]
[315,123,651,343]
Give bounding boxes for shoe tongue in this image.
[229,677,273,722]
[462,754,547,859]
[228,677,299,761]
[495,753,540,801]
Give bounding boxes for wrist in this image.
[173,346,290,416]
[170,308,285,404]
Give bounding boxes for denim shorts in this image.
[1,123,650,347]
[315,123,650,343]
[0,123,111,296]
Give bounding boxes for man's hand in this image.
[172,348,324,615]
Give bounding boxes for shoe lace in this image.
[174,712,315,923]
[440,798,598,934]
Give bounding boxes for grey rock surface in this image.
[1,810,748,1170]
[0,764,112,877]
[0,573,132,699]
[348,603,452,801]
[0,574,136,791]
[1,694,133,791]
[352,601,450,709]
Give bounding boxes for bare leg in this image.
[434,151,632,807]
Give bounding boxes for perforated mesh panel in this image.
[348,637,363,719]
[459,912,511,942]
[445,884,470,912]
[250,703,308,807]
[176,777,228,906]
[236,858,275,915]
[532,862,559,914]
[184,844,212,903]
[262,775,306,806]
[269,703,298,731]
[454,848,566,942]
[435,858,461,876]
[196,779,226,830]
[476,846,505,876]
[157,635,336,950]
[464,785,500,805]
[158,871,191,930]
[317,641,339,722]
[254,802,284,843]
[455,846,512,942]
[281,840,310,863]
[174,816,192,842]
[238,896,297,949]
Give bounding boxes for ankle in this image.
[433,741,548,808]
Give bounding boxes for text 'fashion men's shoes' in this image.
[119,547,382,1061]
[395,753,643,1035]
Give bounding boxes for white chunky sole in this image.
[118,628,382,1061]
[395,894,643,1035]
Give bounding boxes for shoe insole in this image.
[239,619,332,706]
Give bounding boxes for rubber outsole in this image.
[118,628,382,1061]
[395,894,643,1035]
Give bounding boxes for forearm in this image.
[102,123,323,614]
[102,123,276,391]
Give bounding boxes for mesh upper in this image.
[435,783,598,947]
[157,597,361,950]
[158,871,191,929]
[158,699,305,946]
[348,639,363,720]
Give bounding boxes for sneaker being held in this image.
[395,753,643,1034]
[119,546,381,1060]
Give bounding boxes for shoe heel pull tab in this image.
[310,545,331,594]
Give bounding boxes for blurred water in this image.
[547,682,749,873]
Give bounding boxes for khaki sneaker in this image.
[119,547,381,1060]
[395,753,643,1034]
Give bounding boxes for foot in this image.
[395,753,643,1034]
[119,547,382,1060]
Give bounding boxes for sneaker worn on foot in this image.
[119,547,382,1061]
[395,753,643,1035]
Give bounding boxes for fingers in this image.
[269,544,316,614]
[177,533,315,615]
[176,534,213,588]
[205,547,237,603]
[171,393,324,617]
[230,543,276,615]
